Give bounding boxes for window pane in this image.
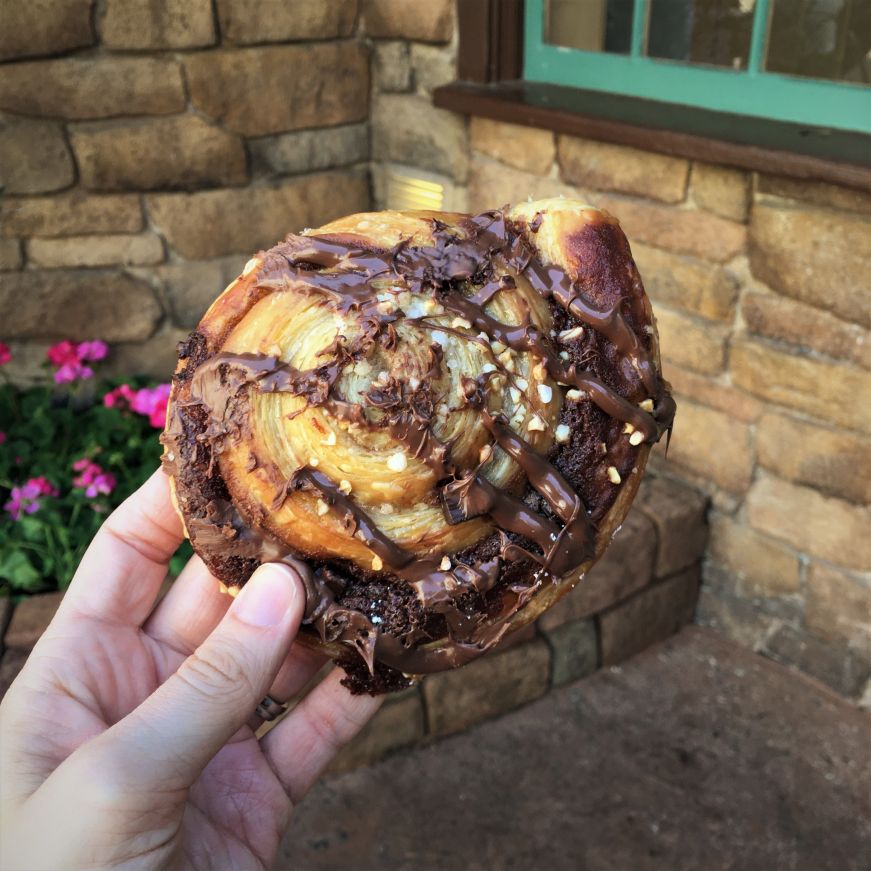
[648,0,757,69]
[767,0,871,83]
[544,0,634,54]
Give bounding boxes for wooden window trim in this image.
[439,0,871,194]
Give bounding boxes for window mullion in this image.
[747,0,772,75]
[630,0,650,59]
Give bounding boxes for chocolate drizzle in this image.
[162,206,675,689]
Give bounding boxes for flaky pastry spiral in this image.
[162,199,675,693]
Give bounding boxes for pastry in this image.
[161,198,675,694]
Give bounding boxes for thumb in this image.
[101,562,305,789]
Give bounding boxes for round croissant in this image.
[161,198,675,694]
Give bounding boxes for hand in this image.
[0,470,382,870]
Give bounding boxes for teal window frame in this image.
[524,0,871,134]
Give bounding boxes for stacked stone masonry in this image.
[0,0,371,382]
[0,476,707,772]
[1,0,868,704]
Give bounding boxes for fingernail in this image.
[232,564,301,628]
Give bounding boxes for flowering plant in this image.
[45,339,109,384]
[0,342,189,594]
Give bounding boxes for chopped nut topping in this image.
[555,423,571,443]
[509,386,522,404]
[533,361,547,380]
[629,430,645,446]
[537,384,553,404]
[372,555,384,571]
[409,377,420,390]
[558,326,584,342]
[479,444,493,463]
[339,479,352,494]
[492,340,507,354]
[218,581,229,595]
[528,415,546,432]
[598,441,607,454]
[559,351,570,361]
[482,363,497,374]
[515,376,529,390]
[387,452,408,472]
[379,503,394,514]
[227,585,240,598]
[607,466,622,484]
[316,499,329,516]
[440,556,451,571]
[308,456,320,467]
[323,431,337,446]
[639,398,654,412]
[623,422,635,434]
[566,389,585,401]
[451,317,472,330]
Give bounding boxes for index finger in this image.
[58,469,185,628]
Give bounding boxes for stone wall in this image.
[0,0,370,380]
[365,5,871,702]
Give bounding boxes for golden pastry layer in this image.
[161,198,675,693]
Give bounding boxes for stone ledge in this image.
[599,566,701,666]
[0,477,708,773]
[636,476,709,577]
[423,640,552,739]
[4,591,64,650]
[0,597,13,654]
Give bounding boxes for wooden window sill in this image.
[433,80,871,193]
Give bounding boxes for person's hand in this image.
[0,470,382,870]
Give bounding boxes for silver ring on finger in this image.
[255,694,288,722]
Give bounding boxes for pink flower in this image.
[46,340,79,368]
[0,343,10,366]
[131,383,171,429]
[3,476,58,520]
[103,384,137,410]
[46,339,108,384]
[72,459,116,499]
[54,362,94,384]
[77,340,109,362]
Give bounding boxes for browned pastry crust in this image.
[161,198,675,694]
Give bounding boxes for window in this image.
[525,0,871,133]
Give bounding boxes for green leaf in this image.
[0,550,43,590]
